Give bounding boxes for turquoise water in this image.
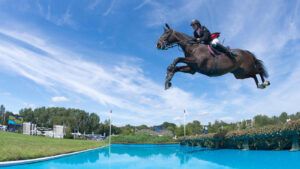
[2,144,300,169]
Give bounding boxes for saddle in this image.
[208,45,221,56]
[208,32,235,58]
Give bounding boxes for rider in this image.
[191,19,211,44]
[190,19,235,61]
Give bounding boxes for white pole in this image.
[108,110,112,168]
[109,110,112,146]
[184,110,186,137]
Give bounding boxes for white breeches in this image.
[211,38,220,45]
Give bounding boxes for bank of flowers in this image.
[180,120,300,150]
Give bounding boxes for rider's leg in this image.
[214,43,236,61]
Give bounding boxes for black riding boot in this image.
[216,44,236,61]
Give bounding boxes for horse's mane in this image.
[173,30,194,40]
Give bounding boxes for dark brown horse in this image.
[156,24,270,90]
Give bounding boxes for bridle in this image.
[159,29,178,50]
[159,29,196,50]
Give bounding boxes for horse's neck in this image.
[174,31,192,53]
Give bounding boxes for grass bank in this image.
[111,133,178,144]
[0,131,106,162]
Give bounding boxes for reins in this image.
[162,30,198,51]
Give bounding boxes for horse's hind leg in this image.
[253,75,265,89]
[259,73,270,87]
[259,73,265,83]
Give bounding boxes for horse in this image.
[156,24,270,90]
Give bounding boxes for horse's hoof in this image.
[258,84,265,89]
[264,81,270,86]
[165,82,172,90]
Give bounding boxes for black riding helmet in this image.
[190,19,201,27]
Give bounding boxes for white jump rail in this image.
[0,145,108,167]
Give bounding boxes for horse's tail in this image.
[246,50,269,78]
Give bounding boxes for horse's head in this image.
[156,24,178,50]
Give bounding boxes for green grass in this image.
[0,131,107,162]
[111,133,178,144]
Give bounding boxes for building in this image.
[44,130,54,138]
[0,125,7,131]
[23,122,37,135]
[53,125,65,138]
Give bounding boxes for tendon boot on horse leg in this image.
[165,66,195,90]
[259,73,270,87]
[253,75,265,89]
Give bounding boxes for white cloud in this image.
[103,0,116,16]
[35,3,77,29]
[51,96,69,102]
[141,0,205,27]
[57,7,76,27]
[134,0,152,10]
[22,102,36,109]
[0,28,215,125]
[88,0,102,10]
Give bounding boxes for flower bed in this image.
[179,120,300,150]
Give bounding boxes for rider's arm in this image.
[198,26,211,42]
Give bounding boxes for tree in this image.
[119,124,135,135]
[161,122,177,134]
[19,107,102,135]
[88,113,100,133]
[186,120,203,135]
[279,112,288,123]
[253,115,274,127]
[0,105,5,125]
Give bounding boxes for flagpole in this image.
[184,110,186,138]
[109,110,112,146]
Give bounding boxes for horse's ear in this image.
[165,23,170,30]
[163,27,167,32]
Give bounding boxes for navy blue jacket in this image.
[193,26,211,44]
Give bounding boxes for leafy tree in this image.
[186,120,203,135]
[279,112,288,123]
[0,105,5,125]
[161,122,177,134]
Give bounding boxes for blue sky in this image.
[0,0,299,126]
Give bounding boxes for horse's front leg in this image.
[165,69,175,90]
[165,66,195,90]
[168,57,196,72]
[168,57,186,72]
